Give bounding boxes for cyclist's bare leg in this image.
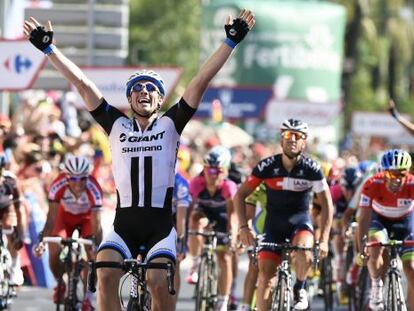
[402,260,414,311]
[147,257,175,311]
[241,251,258,305]
[292,230,313,282]
[48,243,62,279]
[367,236,384,279]
[81,246,96,295]
[256,259,278,311]
[96,249,124,311]
[188,211,205,258]
[216,249,232,296]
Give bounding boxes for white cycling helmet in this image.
[64,155,90,177]
[280,119,309,135]
[203,145,232,169]
[126,70,166,97]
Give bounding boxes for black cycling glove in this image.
[29,26,54,53]
[224,17,250,48]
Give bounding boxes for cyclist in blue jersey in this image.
[24,10,255,311]
[172,172,191,305]
[235,119,334,311]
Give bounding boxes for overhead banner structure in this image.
[0,39,47,91]
[198,0,346,124]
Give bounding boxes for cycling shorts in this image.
[98,207,176,262]
[194,207,229,246]
[52,207,93,238]
[369,211,414,262]
[259,210,314,261]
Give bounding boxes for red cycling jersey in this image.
[48,173,103,214]
[359,172,414,220]
[48,173,103,237]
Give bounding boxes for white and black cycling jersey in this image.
[90,98,195,210]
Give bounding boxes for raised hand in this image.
[23,17,54,54]
[224,9,255,48]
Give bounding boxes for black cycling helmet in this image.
[340,166,362,190]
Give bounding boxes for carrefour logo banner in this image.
[202,0,346,103]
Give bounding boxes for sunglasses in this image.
[385,170,407,180]
[131,82,159,94]
[68,176,87,182]
[206,167,223,175]
[281,131,307,140]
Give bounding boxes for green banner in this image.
[202,0,346,102]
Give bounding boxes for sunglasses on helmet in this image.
[131,82,159,95]
[281,131,307,140]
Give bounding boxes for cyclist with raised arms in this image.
[34,155,103,311]
[187,145,238,311]
[234,119,334,311]
[358,149,414,311]
[0,154,24,287]
[24,10,255,311]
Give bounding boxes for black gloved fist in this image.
[224,18,250,45]
[29,26,54,52]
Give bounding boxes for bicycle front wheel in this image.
[195,256,209,311]
[386,273,407,311]
[320,256,334,311]
[0,263,10,310]
[271,274,290,311]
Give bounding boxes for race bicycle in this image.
[42,230,94,311]
[188,230,230,311]
[365,239,414,311]
[88,247,175,311]
[256,239,319,311]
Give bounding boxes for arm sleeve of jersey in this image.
[223,180,238,199]
[48,179,63,202]
[347,181,364,210]
[309,164,328,193]
[245,186,259,205]
[176,180,191,208]
[88,176,103,210]
[163,98,196,135]
[89,99,126,135]
[245,174,263,190]
[359,179,373,209]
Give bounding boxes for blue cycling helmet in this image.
[203,145,232,169]
[380,149,412,171]
[340,166,362,190]
[126,70,166,97]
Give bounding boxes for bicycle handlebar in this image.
[188,230,230,239]
[43,236,94,247]
[88,260,176,295]
[366,240,414,248]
